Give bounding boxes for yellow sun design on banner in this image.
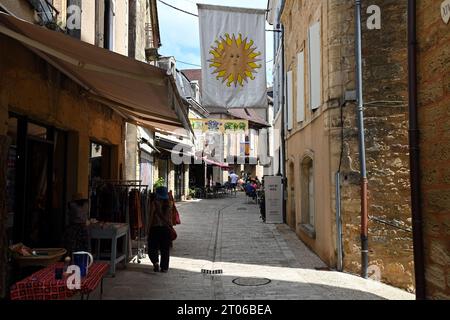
[208,33,262,88]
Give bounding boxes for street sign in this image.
[264,176,284,224]
[443,0,450,24]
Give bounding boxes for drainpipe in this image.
[280,24,287,224]
[336,172,343,272]
[355,0,369,279]
[407,0,426,300]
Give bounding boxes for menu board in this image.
[264,176,284,224]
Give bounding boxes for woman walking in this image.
[148,187,173,273]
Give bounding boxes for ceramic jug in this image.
[72,251,93,277]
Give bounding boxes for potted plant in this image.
[153,178,166,191]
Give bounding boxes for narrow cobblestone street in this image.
[102,194,414,300]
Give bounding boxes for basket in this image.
[13,248,67,268]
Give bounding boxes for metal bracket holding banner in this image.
[264,176,284,224]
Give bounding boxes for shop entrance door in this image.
[9,117,67,248]
[24,138,52,247]
[174,165,184,202]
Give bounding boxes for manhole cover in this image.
[232,277,271,287]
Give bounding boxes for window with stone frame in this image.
[300,154,315,237]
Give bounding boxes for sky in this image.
[156,0,274,85]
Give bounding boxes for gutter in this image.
[150,0,162,48]
[280,23,287,224]
[407,0,426,300]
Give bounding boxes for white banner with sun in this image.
[198,4,267,109]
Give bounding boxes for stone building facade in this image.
[0,31,126,299]
[277,0,414,291]
[416,0,450,299]
[0,0,188,299]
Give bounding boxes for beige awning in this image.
[0,12,192,133]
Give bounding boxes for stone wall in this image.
[336,0,414,292]
[281,0,414,291]
[0,35,126,197]
[281,0,336,264]
[416,0,450,300]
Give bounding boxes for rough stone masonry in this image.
[334,0,414,292]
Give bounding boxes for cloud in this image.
[157,0,274,83]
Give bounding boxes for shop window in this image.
[158,158,168,187]
[140,151,153,189]
[90,142,112,183]
[174,164,185,201]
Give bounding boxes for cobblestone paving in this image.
[102,194,415,300]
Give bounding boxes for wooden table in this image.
[89,222,129,276]
[10,262,109,300]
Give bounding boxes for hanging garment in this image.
[129,189,144,239]
[98,184,114,222]
[90,189,99,219]
[119,188,128,223]
[141,190,149,233]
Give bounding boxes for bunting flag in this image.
[198,4,267,109]
[190,118,249,134]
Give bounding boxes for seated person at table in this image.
[245,182,257,200]
[62,193,91,256]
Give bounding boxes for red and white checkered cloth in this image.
[10,262,109,300]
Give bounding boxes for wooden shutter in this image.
[297,51,305,123]
[95,0,105,47]
[287,70,293,131]
[309,22,321,110]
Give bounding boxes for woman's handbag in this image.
[169,226,178,241]
[171,202,181,225]
[175,209,181,225]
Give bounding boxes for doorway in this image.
[289,161,297,231]
[174,164,184,202]
[7,115,67,248]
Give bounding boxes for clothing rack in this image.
[89,179,150,264]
